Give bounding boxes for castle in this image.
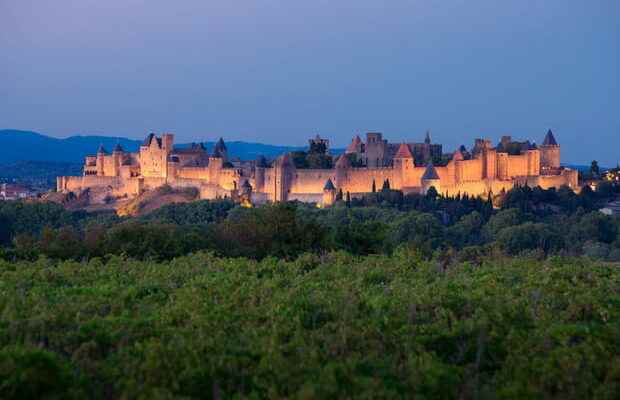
[57,130,578,207]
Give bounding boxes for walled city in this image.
[57,130,578,207]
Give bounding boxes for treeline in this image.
[0,252,618,399]
[1,183,619,262]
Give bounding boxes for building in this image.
[57,130,579,207]
[1,183,36,200]
[600,200,620,216]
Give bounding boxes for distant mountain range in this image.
[0,129,308,163]
[0,129,594,171]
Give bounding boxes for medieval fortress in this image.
[57,130,578,207]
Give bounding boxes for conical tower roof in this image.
[345,135,362,154]
[323,178,336,191]
[143,133,156,146]
[422,162,440,180]
[97,144,107,154]
[394,143,413,159]
[113,143,124,153]
[215,137,227,151]
[542,129,558,146]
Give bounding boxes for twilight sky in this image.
[1,0,618,165]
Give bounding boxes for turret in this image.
[213,137,228,162]
[96,144,107,176]
[207,154,223,184]
[142,133,159,150]
[393,143,414,188]
[526,146,541,176]
[345,135,363,154]
[112,143,124,176]
[274,153,294,202]
[254,155,267,192]
[421,162,441,195]
[162,133,174,152]
[394,143,414,166]
[322,178,337,207]
[540,129,560,170]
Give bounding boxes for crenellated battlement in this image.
[57,130,578,207]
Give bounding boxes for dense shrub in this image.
[496,222,564,255]
[214,203,326,259]
[0,253,617,398]
[140,199,235,225]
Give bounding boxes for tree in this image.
[381,179,391,191]
[426,186,438,199]
[309,140,327,155]
[388,212,445,254]
[0,346,78,399]
[290,151,309,169]
[484,208,524,240]
[0,214,11,245]
[496,222,563,255]
[371,180,376,193]
[447,211,484,247]
[569,212,618,244]
[591,160,600,177]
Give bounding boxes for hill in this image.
[0,161,83,188]
[0,129,306,163]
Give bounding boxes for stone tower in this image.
[364,132,387,167]
[162,133,174,152]
[253,155,268,193]
[273,153,293,202]
[540,129,560,170]
[112,143,124,177]
[96,144,106,176]
[345,135,363,154]
[322,178,337,207]
[393,143,414,188]
[421,162,441,195]
[213,138,228,162]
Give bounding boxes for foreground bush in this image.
[0,252,618,399]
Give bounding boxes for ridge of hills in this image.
[0,129,307,163]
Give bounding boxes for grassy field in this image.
[1,251,618,399]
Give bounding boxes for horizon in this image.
[1,1,618,165]
[0,127,611,166]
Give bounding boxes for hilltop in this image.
[0,129,306,163]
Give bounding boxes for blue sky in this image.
[1,0,618,165]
